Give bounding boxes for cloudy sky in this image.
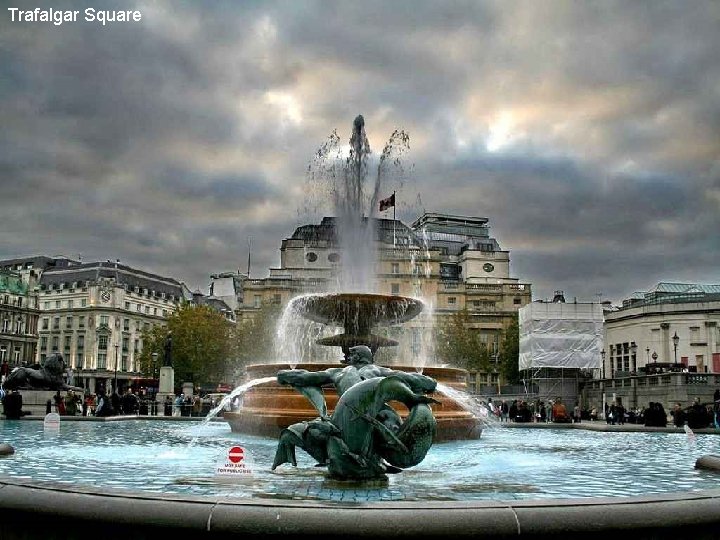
[2,1,718,302]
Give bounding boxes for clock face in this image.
[101,289,111,303]
[483,263,495,273]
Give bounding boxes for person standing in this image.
[573,403,582,423]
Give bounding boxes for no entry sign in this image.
[216,445,253,477]
[228,446,244,463]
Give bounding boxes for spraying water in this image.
[303,115,412,293]
[435,382,499,427]
[192,377,276,439]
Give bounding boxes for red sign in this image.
[228,446,244,463]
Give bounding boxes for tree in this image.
[435,309,489,372]
[137,304,233,388]
[499,315,520,384]
[232,304,282,368]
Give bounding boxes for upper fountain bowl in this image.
[297,293,425,329]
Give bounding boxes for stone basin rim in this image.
[1,478,719,539]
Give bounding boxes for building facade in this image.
[582,283,720,413]
[602,283,720,376]
[36,261,191,393]
[220,213,531,383]
[0,269,40,370]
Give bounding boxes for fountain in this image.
[1,116,719,536]
[225,116,483,450]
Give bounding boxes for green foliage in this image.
[138,303,233,388]
[499,314,520,384]
[232,304,282,368]
[435,309,490,372]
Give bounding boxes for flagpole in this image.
[393,191,396,247]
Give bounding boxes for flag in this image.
[379,193,395,211]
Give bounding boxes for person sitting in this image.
[552,399,571,423]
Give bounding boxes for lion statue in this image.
[3,353,79,391]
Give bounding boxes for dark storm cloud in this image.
[1,1,718,298]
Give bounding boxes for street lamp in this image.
[113,343,119,394]
[672,331,679,365]
[151,352,158,381]
[646,346,650,363]
[151,352,159,416]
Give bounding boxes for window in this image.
[78,316,85,329]
[66,316,73,329]
[153,307,157,316]
[77,335,84,349]
[328,253,340,263]
[0,347,5,362]
[448,297,457,305]
[97,352,106,369]
[44,301,50,309]
[391,283,400,296]
[162,309,168,317]
[76,353,84,369]
[254,295,262,308]
[125,301,130,310]
[391,263,400,274]
[122,337,129,352]
[145,306,150,314]
[51,336,59,351]
[1,319,8,333]
[123,318,130,331]
[40,336,48,350]
[53,317,60,330]
[121,355,128,371]
[68,300,74,309]
[272,294,282,305]
[98,335,108,350]
[55,300,61,309]
[513,298,522,305]
[306,252,318,262]
[64,336,71,351]
[81,299,87,307]
[13,348,20,363]
[17,297,22,308]
[15,319,22,334]
[100,315,109,326]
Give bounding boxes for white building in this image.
[603,283,720,375]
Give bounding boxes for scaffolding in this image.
[519,300,603,404]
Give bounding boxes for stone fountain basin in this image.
[224,363,482,441]
[297,293,425,327]
[1,478,718,539]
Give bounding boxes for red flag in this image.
[379,193,395,211]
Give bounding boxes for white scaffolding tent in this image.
[519,302,604,403]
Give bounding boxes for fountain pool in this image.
[1,420,718,501]
[2,419,720,539]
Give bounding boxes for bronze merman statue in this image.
[272,345,439,480]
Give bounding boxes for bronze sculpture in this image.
[3,353,81,392]
[272,345,439,480]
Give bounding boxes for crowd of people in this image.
[483,389,720,429]
[1,387,228,418]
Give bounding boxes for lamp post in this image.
[646,346,650,363]
[672,332,679,365]
[609,344,615,378]
[113,343,119,394]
